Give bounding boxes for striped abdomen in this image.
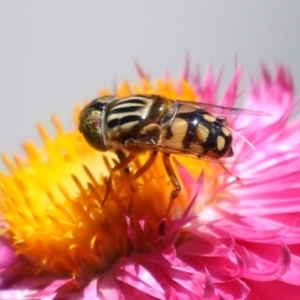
[160,107,233,159]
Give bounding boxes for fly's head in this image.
[79,96,115,151]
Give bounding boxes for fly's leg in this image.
[163,153,181,216]
[115,149,130,174]
[102,153,136,205]
[221,164,242,185]
[124,151,158,214]
[132,151,158,180]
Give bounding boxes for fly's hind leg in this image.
[221,164,242,185]
[163,153,181,216]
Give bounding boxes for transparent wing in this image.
[172,99,269,117]
[168,99,270,133]
[119,94,269,117]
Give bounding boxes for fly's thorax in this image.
[105,95,168,142]
[146,95,170,122]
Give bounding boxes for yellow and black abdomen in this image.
[162,108,233,159]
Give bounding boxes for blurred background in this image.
[0,1,299,169]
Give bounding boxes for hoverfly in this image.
[79,94,265,207]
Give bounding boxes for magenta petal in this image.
[202,67,220,104]
[114,257,165,299]
[239,243,291,281]
[181,55,190,82]
[135,61,148,80]
[34,279,79,299]
[0,237,17,268]
[220,67,242,108]
[280,248,300,285]
[203,267,217,300]
[177,233,235,257]
[0,289,37,299]
[83,279,99,299]
[97,275,125,300]
[245,280,300,300]
[215,279,250,300]
[161,216,196,236]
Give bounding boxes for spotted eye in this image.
[89,102,106,111]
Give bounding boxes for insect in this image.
[79,94,265,209]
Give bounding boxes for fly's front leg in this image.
[132,151,158,180]
[163,153,181,215]
[124,124,161,180]
[102,153,136,205]
[115,149,130,174]
[129,151,158,214]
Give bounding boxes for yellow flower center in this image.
[0,78,227,279]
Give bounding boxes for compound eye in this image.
[88,95,115,111]
[90,102,106,111]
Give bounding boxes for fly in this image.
[79,94,266,210]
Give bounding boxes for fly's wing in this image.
[122,97,266,163]
[173,99,269,117]
[170,99,270,132]
[125,123,255,164]
[217,125,255,163]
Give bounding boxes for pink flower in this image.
[0,62,300,299]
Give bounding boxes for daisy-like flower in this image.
[1,61,300,300]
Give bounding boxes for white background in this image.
[0,1,299,169]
